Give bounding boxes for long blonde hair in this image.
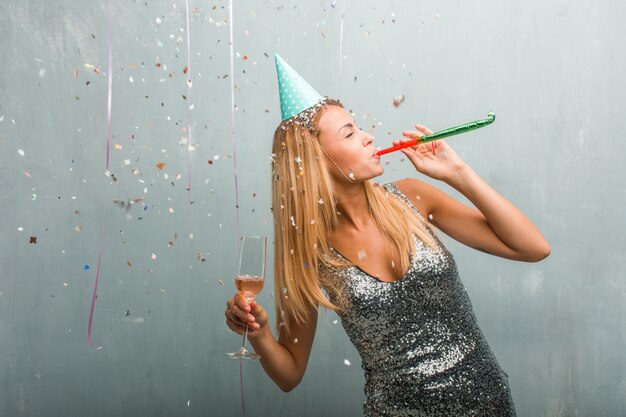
[271,100,437,335]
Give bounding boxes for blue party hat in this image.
[275,54,324,121]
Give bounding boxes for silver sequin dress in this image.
[319,182,516,417]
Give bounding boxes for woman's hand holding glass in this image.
[225,292,268,337]
[225,235,267,360]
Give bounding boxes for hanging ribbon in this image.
[89,0,113,351]
[185,0,193,236]
[338,0,346,99]
[228,1,245,416]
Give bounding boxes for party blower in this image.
[375,112,496,156]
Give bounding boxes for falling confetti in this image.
[344,359,351,366]
[393,94,406,107]
[358,250,367,260]
[29,236,37,244]
[155,162,166,169]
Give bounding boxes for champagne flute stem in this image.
[241,323,249,351]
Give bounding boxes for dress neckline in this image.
[329,236,417,284]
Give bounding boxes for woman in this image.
[225,57,550,416]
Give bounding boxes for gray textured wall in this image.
[1,1,625,416]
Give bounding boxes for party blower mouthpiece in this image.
[376,112,496,157]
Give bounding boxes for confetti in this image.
[155,162,166,169]
[29,236,37,244]
[17,149,26,156]
[358,250,367,260]
[393,94,405,107]
[74,225,82,232]
[151,253,157,260]
[84,265,90,270]
[344,359,351,366]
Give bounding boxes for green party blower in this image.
[375,112,496,156]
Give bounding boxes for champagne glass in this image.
[226,235,267,360]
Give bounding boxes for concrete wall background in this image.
[1,1,625,416]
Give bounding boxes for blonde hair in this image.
[271,100,437,336]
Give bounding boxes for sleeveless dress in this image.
[318,182,516,417]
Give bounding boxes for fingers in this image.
[402,124,433,139]
[414,124,433,135]
[225,294,261,334]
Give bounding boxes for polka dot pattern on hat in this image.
[275,54,324,121]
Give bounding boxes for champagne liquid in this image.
[236,275,264,301]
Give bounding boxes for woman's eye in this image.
[346,132,354,138]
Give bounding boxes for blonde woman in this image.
[225,56,550,416]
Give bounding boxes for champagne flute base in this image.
[225,348,261,360]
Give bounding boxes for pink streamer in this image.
[184,0,193,234]
[105,0,113,171]
[89,0,113,351]
[229,0,240,242]
[229,2,245,416]
[338,0,346,99]
[88,215,105,351]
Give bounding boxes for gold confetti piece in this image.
[73,225,82,232]
[218,280,224,286]
[114,144,122,150]
[155,162,165,169]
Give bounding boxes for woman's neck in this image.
[334,182,371,231]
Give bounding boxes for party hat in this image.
[275,54,324,121]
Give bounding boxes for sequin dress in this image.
[319,182,516,417]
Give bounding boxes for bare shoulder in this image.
[394,178,440,216]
